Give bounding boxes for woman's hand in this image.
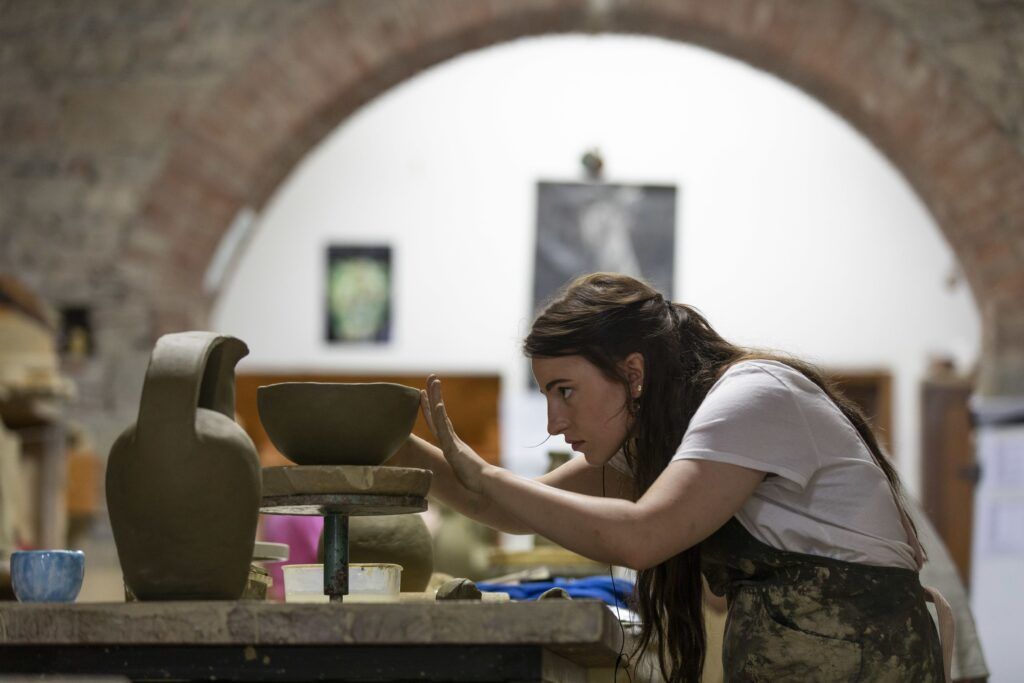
[421,374,495,494]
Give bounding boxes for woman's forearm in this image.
[387,435,532,534]
[482,467,638,567]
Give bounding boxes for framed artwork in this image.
[325,245,392,343]
[532,181,677,315]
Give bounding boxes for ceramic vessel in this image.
[433,504,493,581]
[257,382,420,466]
[107,332,261,600]
[11,550,85,602]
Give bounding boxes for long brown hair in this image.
[523,272,919,683]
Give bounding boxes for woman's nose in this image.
[547,409,569,436]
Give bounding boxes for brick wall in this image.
[1,0,1023,456]
[866,0,1024,148]
[0,0,328,448]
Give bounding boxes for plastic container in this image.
[348,563,403,602]
[282,563,402,603]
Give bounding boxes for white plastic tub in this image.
[282,563,402,603]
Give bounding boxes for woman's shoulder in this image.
[681,358,825,486]
[702,359,829,416]
[714,358,811,391]
[695,360,802,420]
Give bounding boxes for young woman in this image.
[389,272,950,682]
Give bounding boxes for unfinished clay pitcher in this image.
[107,332,260,600]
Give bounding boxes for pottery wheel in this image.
[260,466,431,602]
[260,465,430,516]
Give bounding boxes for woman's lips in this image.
[569,441,585,451]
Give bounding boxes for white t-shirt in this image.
[612,359,917,569]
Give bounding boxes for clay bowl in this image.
[257,382,421,466]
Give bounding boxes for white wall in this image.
[211,35,980,495]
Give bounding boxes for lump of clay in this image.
[435,578,482,601]
[538,586,572,600]
[318,514,434,592]
[257,382,420,466]
[107,332,260,600]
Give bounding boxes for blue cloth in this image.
[476,575,633,608]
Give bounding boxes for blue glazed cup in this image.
[11,550,85,602]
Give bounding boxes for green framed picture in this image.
[325,245,392,343]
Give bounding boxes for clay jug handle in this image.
[137,332,250,439]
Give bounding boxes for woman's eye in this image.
[559,387,574,400]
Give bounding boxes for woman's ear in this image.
[621,352,645,398]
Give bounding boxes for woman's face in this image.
[532,354,639,467]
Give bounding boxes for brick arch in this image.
[131,0,1024,392]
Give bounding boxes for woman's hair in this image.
[523,272,919,683]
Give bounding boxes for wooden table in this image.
[0,600,625,682]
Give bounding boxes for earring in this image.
[636,384,642,395]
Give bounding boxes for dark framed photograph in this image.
[532,181,677,315]
[325,245,392,343]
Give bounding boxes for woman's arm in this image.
[387,434,636,535]
[481,458,763,570]
[421,375,763,569]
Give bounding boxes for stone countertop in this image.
[0,599,625,668]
